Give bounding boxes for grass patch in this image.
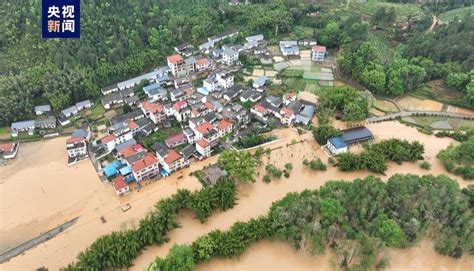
[411,84,463,103]
[0,127,10,136]
[373,99,399,113]
[89,104,106,121]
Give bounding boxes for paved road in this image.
[368,111,474,123]
[0,217,80,264]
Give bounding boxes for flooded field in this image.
[1,122,472,270]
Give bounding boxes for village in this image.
[1,29,358,198]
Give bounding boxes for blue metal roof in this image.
[329,136,348,149]
[119,166,132,176]
[197,87,209,95]
[341,127,373,144]
[104,164,118,177]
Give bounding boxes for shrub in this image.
[263,175,271,183]
[303,158,327,171]
[419,161,431,170]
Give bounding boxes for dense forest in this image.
[1,0,473,125]
[150,174,474,271]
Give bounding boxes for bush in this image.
[263,175,271,183]
[265,164,283,178]
[284,163,293,170]
[303,158,327,171]
[419,161,431,170]
[284,171,290,178]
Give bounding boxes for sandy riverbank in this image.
[1,121,471,270]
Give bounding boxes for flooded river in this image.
[1,122,472,270]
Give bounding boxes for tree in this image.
[149,245,196,271]
[312,125,342,145]
[320,198,345,225]
[446,72,469,90]
[218,151,259,183]
[371,214,406,247]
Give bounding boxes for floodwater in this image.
[195,240,474,271]
[1,122,472,270]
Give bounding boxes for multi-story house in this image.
[222,48,238,65]
[140,101,166,124]
[131,152,160,182]
[160,149,189,174]
[167,54,186,77]
[196,139,211,158]
[172,100,190,122]
[215,119,233,137]
[312,45,327,61]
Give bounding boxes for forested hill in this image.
[1,0,473,126]
[0,0,299,125]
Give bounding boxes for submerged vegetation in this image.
[63,179,237,270]
[149,174,474,270]
[437,135,474,180]
[335,139,424,173]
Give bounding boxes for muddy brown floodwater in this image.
[1,122,473,270]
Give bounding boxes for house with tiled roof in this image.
[283,91,297,105]
[195,139,211,158]
[195,56,211,71]
[172,100,190,122]
[251,103,268,121]
[131,152,160,181]
[215,119,233,137]
[112,176,130,196]
[118,144,146,159]
[0,142,19,160]
[66,136,88,166]
[158,149,189,175]
[140,101,166,124]
[165,132,188,148]
[167,54,186,77]
[279,107,295,126]
[312,45,327,61]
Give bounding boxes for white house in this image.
[140,101,166,124]
[167,54,186,77]
[112,176,130,196]
[131,152,160,181]
[312,45,327,61]
[196,139,211,158]
[76,100,93,111]
[160,149,189,174]
[0,142,19,160]
[222,48,238,65]
[326,136,348,155]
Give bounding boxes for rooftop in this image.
[164,149,182,164]
[113,176,129,191]
[168,54,184,64]
[329,136,348,149]
[132,153,158,172]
